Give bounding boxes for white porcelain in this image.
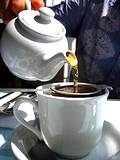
[11,121,37,160]
[11,120,120,160]
[13,82,109,158]
[0,7,68,81]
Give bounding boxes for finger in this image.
[10,0,26,16]
[2,6,16,24]
[31,0,45,10]
[0,0,11,17]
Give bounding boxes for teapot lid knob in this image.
[39,7,55,22]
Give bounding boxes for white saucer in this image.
[11,120,120,160]
[11,120,37,160]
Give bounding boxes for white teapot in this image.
[0,7,68,81]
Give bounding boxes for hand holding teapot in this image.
[0,0,45,23]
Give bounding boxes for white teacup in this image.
[13,82,109,159]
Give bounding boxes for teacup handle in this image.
[13,97,42,140]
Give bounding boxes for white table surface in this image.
[105,100,120,129]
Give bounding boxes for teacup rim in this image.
[36,82,109,100]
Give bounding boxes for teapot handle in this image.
[13,97,42,140]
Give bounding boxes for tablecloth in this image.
[0,128,17,160]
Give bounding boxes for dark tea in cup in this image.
[50,83,105,97]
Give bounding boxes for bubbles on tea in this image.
[66,50,78,93]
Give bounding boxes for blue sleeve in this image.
[51,0,89,37]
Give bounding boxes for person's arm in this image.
[51,0,89,37]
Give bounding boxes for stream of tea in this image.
[66,51,78,93]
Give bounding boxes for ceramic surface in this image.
[11,120,120,160]
[13,82,109,158]
[1,7,68,81]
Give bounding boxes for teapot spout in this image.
[32,52,66,81]
[33,50,78,81]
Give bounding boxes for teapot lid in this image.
[18,7,66,40]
